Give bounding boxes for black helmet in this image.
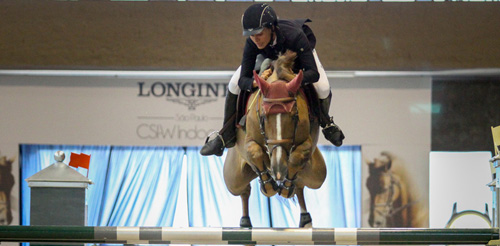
[241,3,277,36]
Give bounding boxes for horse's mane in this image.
[269,50,297,82]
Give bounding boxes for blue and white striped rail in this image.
[0,226,498,245]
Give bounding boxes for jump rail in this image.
[0,226,498,245]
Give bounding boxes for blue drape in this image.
[96,146,185,226]
[21,145,184,227]
[20,144,111,226]
[21,144,360,228]
[185,147,271,227]
[303,145,362,227]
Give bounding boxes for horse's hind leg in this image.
[240,184,253,228]
[296,187,313,228]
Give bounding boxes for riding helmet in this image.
[241,3,277,36]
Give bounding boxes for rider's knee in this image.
[228,67,242,95]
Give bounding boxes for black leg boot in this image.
[319,92,345,147]
[200,92,238,156]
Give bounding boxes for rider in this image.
[200,3,345,156]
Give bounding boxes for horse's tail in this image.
[275,50,297,82]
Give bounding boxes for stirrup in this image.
[204,131,226,147]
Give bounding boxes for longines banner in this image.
[0,74,237,147]
[135,80,228,143]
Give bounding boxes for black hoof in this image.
[240,216,253,228]
[299,212,312,228]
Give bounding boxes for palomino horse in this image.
[366,152,414,227]
[223,52,326,228]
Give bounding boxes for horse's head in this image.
[366,152,399,227]
[367,152,393,193]
[253,70,303,184]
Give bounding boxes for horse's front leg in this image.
[296,187,313,228]
[279,138,312,198]
[246,140,278,197]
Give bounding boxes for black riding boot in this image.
[319,92,345,147]
[200,92,238,156]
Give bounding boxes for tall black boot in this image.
[200,92,238,156]
[319,92,345,147]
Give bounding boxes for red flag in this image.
[69,152,91,170]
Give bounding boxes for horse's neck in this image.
[267,70,280,83]
[268,66,295,83]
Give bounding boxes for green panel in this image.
[222,228,252,241]
[0,226,94,240]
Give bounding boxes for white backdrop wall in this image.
[0,72,432,226]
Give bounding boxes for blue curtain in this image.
[185,145,361,228]
[21,144,360,228]
[185,147,271,227]
[20,144,111,226]
[303,145,362,228]
[21,145,184,227]
[95,146,184,226]
[263,145,361,228]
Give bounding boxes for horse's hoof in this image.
[240,216,253,228]
[258,171,279,196]
[278,178,296,198]
[260,181,278,197]
[299,212,312,228]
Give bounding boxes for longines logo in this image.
[137,81,227,110]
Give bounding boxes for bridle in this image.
[256,92,300,158]
[254,92,301,198]
[370,171,416,226]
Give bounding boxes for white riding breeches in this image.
[228,49,332,99]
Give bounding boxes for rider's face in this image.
[250,28,272,50]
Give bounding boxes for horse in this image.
[0,154,15,225]
[223,51,326,228]
[366,152,416,227]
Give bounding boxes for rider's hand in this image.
[252,80,258,88]
[261,69,272,80]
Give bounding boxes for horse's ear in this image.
[286,70,303,94]
[253,70,269,94]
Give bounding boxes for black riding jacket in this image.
[238,19,320,92]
